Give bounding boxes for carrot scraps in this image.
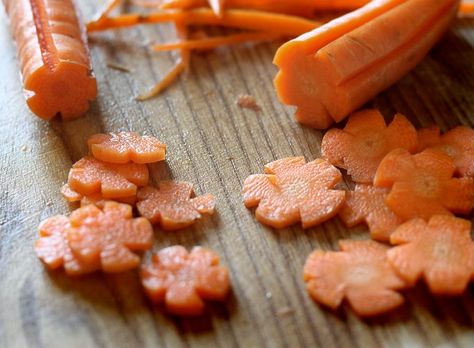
[303,240,407,317]
[242,157,345,229]
[236,94,261,111]
[321,110,417,183]
[88,132,167,164]
[417,125,441,152]
[141,246,230,316]
[68,156,149,199]
[388,215,474,295]
[374,148,474,221]
[67,202,153,273]
[137,182,216,230]
[339,184,402,242]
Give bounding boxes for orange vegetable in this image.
[374,148,474,220]
[321,109,417,183]
[303,240,407,317]
[67,202,153,273]
[273,0,459,128]
[137,182,215,230]
[416,125,441,152]
[68,156,149,199]
[242,157,345,229]
[3,0,97,120]
[88,132,167,164]
[141,246,230,316]
[60,183,83,203]
[388,215,474,295]
[61,183,137,206]
[339,184,402,242]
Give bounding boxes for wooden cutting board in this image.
[0,2,473,347]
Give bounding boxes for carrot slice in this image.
[67,202,153,273]
[35,215,98,275]
[321,109,417,183]
[339,184,402,242]
[242,157,345,229]
[88,132,167,164]
[4,0,97,119]
[60,183,83,203]
[417,125,441,152]
[67,156,149,199]
[274,0,459,128]
[61,183,137,206]
[137,182,216,230]
[388,215,474,295]
[303,239,407,317]
[374,148,474,220]
[141,246,230,316]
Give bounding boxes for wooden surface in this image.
[1,2,473,347]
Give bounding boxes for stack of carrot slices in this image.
[243,109,474,317]
[36,132,230,316]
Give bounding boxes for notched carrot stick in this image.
[339,184,402,242]
[303,240,407,317]
[242,157,345,229]
[374,148,474,221]
[321,109,417,183]
[388,215,474,295]
[4,0,97,120]
[137,182,216,230]
[141,246,230,316]
[274,0,460,128]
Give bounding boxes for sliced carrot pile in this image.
[303,239,407,317]
[321,109,417,183]
[137,182,215,230]
[88,132,167,164]
[339,184,402,242]
[141,245,230,316]
[388,215,474,295]
[242,157,345,229]
[66,202,153,273]
[67,156,149,199]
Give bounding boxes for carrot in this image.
[60,183,83,203]
[374,148,474,221]
[3,0,97,120]
[68,156,149,199]
[61,183,137,206]
[388,215,474,295]
[339,184,402,242]
[88,132,167,164]
[416,125,441,152]
[67,202,153,273]
[321,109,417,183]
[92,0,121,23]
[274,0,460,128]
[459,2,474,16]
[242,157,345,229]
[141,246,230,316]
[303,240,407,317]
[137,182,216,230]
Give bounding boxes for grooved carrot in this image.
[3,0,97,120]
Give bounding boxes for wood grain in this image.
[0,2,473,347]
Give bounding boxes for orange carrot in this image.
[459,2,474,16]
[88,132,167,164]
[388,215,474,295]
[416,125,441,152]
[3,0,97,120]
[242,157,345,229]
[61,183,137,206]
[304,240,407,317]
[339,184,402,242]
[141,246,230,316]
[60,183,83,203]
[321,109,417,183]
[274,0,460,128]
[137,182,215,230]
[92,0,121,22]
[374,148,474,221]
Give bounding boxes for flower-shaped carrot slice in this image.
[137,182,215,230]
[141,245,230,316]
[61,183,83,203]
[374,148,474,221]
[67,202,153,273]
[68,156,149,199]
[303,240,407,317]
[61,183,137,206]
[88,132,167,164]
[242,157,345,229]
[339,184,402,242]
[416,125,440,152]
[388,215,474,295]
[35,215,99,276]
[321,109,417,183]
